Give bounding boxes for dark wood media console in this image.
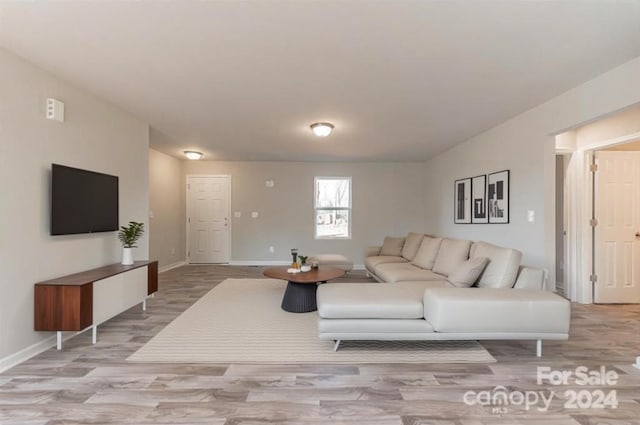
[34,260,158,349]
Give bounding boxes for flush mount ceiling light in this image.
[310,122,334,137]
[184,150,203,160]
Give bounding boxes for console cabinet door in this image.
[93,267,147,325]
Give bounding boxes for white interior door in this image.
[187,176,230,264]
[594,151,640,303]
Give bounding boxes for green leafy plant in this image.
[118,221,144,248]
[298,255,309,265]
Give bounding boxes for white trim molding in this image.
[0,336,56,373]
[228,260,365,270]
[578,131,640,152]
[0,328,96,373]
[564,150,594,304]
[229,260,290,267]
[159,261,186,273]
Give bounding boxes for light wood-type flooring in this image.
[1,265,640,424]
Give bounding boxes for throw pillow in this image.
[412,236,443,269]
[471,241,523,288]
[401,232,425,261]
[380,236,405,257]
[432,238,472,276]
[447,257,490,288]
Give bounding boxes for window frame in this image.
[313,176,352,240]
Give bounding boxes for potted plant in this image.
[298,255,311,272]
[118,221,144,265]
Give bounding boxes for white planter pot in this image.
[121,247,134,265]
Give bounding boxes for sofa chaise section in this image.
[317,283,570,356]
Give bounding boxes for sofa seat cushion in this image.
[318,318,434,334]
[317,283,424,319]
[423,288,571,334]
[375,263,446,283]
[470,241,523,288]
[365,255,408,271]
[432,238,472,276]
[395,280,454,291]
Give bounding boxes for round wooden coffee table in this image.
[263,266,345,313]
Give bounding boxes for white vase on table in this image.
[121,247,134,265]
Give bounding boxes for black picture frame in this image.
[488,170,510,224]
[471,174,488,224]
[454,178,471,224]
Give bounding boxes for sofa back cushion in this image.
[447,257,490,288]
[432,238,472,276]
[471,241,523,288]
[380,236,405,257]
[412,236,442,270]
[402,232,425,261]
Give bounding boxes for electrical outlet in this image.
[251,211,259,218]
[171,247,175,255]
[269,246,275,253]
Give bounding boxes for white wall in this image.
[0,49,149,367]
[149,145,186,270]
[183,161,426,265]
[424,55,640,288]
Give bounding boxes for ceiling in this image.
[1,1,640,162]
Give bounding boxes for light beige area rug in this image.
[128,278,496,364]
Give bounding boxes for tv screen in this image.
[51,164,119,235]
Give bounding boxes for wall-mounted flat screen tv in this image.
[51,164,119,235]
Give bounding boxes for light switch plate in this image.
[251,211,259,218]
[527,210,535,222]
[234,211,242,218]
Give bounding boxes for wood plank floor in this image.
[1,265,640,424]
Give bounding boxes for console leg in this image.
[536,339,542,357]
[92,326,97,344]
[142,299,147,311]
[333,340,341,352]
[56,331,62,350]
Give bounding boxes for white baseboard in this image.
[228,260,290,266]
[0,335,56,373]
[0,327,102,373]
[228,260,365,270]
[159,261,186,273]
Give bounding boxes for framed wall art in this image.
[471,174,488,224]
[454,178,471,224]
[488,170,509,224]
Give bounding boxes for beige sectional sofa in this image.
[317,233,570,356]
[364,233,545,290]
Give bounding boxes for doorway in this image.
[186,175,231,264]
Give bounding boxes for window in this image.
[314,177,351,239]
